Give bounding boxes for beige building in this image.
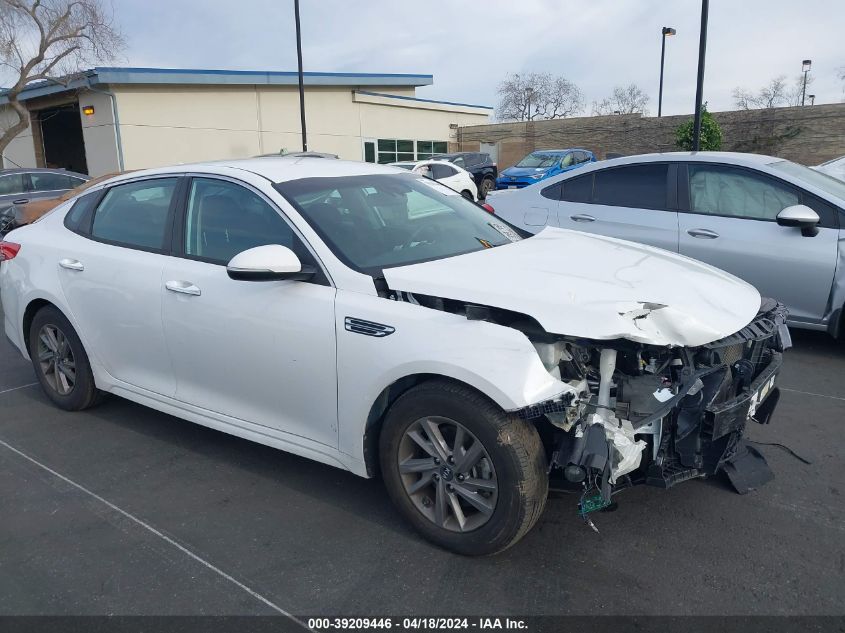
[0,67,492,177]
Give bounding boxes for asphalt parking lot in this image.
[1,302,843,618]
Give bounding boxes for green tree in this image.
[675,103,722,151]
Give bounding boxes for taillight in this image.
[0,241,21,261]
[481,203,495,214]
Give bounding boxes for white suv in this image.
[0,157,788,554]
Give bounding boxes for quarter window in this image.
[593,164,668,210]
[91,178,177,250]
[184,178,304,265]
[688,165,799,220]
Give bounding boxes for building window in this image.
[416,140,448,160]
[368,139,450,163]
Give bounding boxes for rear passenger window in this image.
[561,174,593,202]
[91,178,177,250]
[593,164,668,210]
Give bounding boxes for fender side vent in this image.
[345,317,395,337]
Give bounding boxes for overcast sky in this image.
[113,0,844,118]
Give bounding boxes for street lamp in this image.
[692,0,709,151]
[658,26,676,117]
[808,94,816,106]
[801,59,812,106]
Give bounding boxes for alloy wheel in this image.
[37,324,76,396]
[397,416,498,532]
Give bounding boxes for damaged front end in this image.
[520,298,791,507]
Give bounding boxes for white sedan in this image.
[0,158,788,554]
[390,159,478,200]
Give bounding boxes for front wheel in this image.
[479,177,495,199]
[380,379,548,555]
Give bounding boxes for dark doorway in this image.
[38,103,88,174]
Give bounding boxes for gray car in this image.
[0,168,89,231]
[489,151,845,337]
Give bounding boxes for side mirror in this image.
[226,244,315,281]
[776,205,820,237]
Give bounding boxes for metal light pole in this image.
[658,26,676,117]
[294,0,307,151]
[801,59,812,106]
[692,0,709,151]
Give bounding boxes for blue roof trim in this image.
[356,90,493,110]
[91,67,433,87]
[0,67,434,102]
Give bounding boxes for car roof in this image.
[99,157,409,186]
[589,151,780,168]
[0,167,89,177]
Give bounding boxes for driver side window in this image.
[688,165,799,220]
[184,178,305,265]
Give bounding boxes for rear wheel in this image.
[461,190,474,201]
[479,177,495,199]
[380,379,548,555]
[28,306,102,411]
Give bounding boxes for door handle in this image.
[165,280,201,296]
[12,198,29,205]
[570,214,596,222]
[687,228,720,239]
[58,258,84,271]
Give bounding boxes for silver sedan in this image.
[489,151,845,337]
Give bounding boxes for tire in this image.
[461,190,474,201]
[380,379,548,555]
[479,177,495,200]
[28,305,102,411]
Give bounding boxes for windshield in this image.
[275,174,521,275]
[769,160,845,201]
[516,152,561,168]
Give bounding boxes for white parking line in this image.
[0,382,37,395]
[0,437,309,627]
[781,387,845,402]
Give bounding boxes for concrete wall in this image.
[458,103,845,169]
[111,84,491,169]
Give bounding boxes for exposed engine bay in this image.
[525,298,790,510]
[386,285,791,518]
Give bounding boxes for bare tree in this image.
[839,66,845,99]
[0,0,124,155]
[591,83,650,116]
[732,74,813,109]
[496,72,584,122]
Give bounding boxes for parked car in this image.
[0,168,88,232]
[429,152,498,199]
[390,159,478,200]
[813,155,845,182]
[496,149,594,190]
[488,151,845,337]
[1,172,120,235]
[1,158,788,555]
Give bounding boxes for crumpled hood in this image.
[382,227,762,347]
[500,166,551,178]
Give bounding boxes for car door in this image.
[160,175,338,447]
[677,163,838,325]
[551,162,680,252]
[56,176,180,395]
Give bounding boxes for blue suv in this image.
[496,148,595,189]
